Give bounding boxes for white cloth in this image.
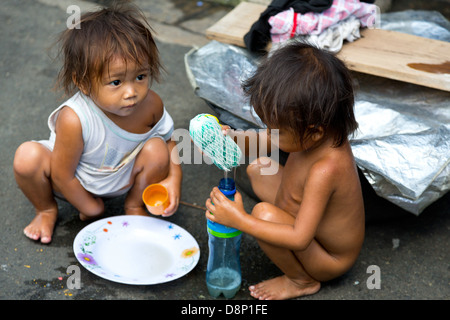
[269,0,377,45]
[271,15,362,53]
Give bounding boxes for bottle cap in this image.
[218,178,235,197]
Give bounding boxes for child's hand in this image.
[159,178,181,217]
[205,187,246,230]
[162,188,179,217]
[221,125,231,136]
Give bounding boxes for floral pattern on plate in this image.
[73,216,200,285]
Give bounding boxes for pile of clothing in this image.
[245,0,377,54]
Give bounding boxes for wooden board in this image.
[206,2,266,48]
[206,2,450,92]
[338,28,450,92]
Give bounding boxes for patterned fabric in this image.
[269,0,377,43]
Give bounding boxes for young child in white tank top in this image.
[13,2,182,244]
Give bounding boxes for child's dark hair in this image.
[56,1,162,95]
[242,42,357,148]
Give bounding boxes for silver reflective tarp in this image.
[185,11,450,215]
[351,100,449,214]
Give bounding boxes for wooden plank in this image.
[206,2,450,92]
[338,28,450,91]
[205,2,266,47]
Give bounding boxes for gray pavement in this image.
[0,0,448,303]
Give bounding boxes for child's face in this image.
[88,55,150,117]
[268,128,302,153]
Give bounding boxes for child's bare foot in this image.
[249,275,320,300]
[24,209,57,244]
[124,206,148,216]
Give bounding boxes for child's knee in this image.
[143,138,169,159]
[140,138,170,172]
[252,202,294,225]
[13,142,47,176]
[246,162,258,180]
[246,158,264,180]
[251,202,276,221]
[246,157,273,179]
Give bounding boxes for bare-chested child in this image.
[13,3,182,244]
[205,42,365,300]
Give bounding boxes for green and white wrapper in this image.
[189,114,242,171]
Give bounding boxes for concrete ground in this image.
[0,0,448,304]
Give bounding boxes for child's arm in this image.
[206,161,335,251]
[159,139,182,217]
[141,91,181,216]
[51,107,104,217]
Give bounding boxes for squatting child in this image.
[13,3,182,244]
[205,42,365,300]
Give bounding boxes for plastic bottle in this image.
[206,177,242,298]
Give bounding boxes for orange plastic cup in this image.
[142,184,169,215]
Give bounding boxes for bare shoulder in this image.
[142,89,164,125]
[308,144,356,189]
[309,154,340,181]
[55,106,82,134]
[52,106,84,160]
[146,89,163,108]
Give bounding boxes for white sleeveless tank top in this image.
[38,92,174,196]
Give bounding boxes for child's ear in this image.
[309,125,324,142]
[72,73,89,95]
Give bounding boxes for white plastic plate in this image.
[73,216,200,285]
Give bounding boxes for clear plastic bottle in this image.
[206,177,242,299]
